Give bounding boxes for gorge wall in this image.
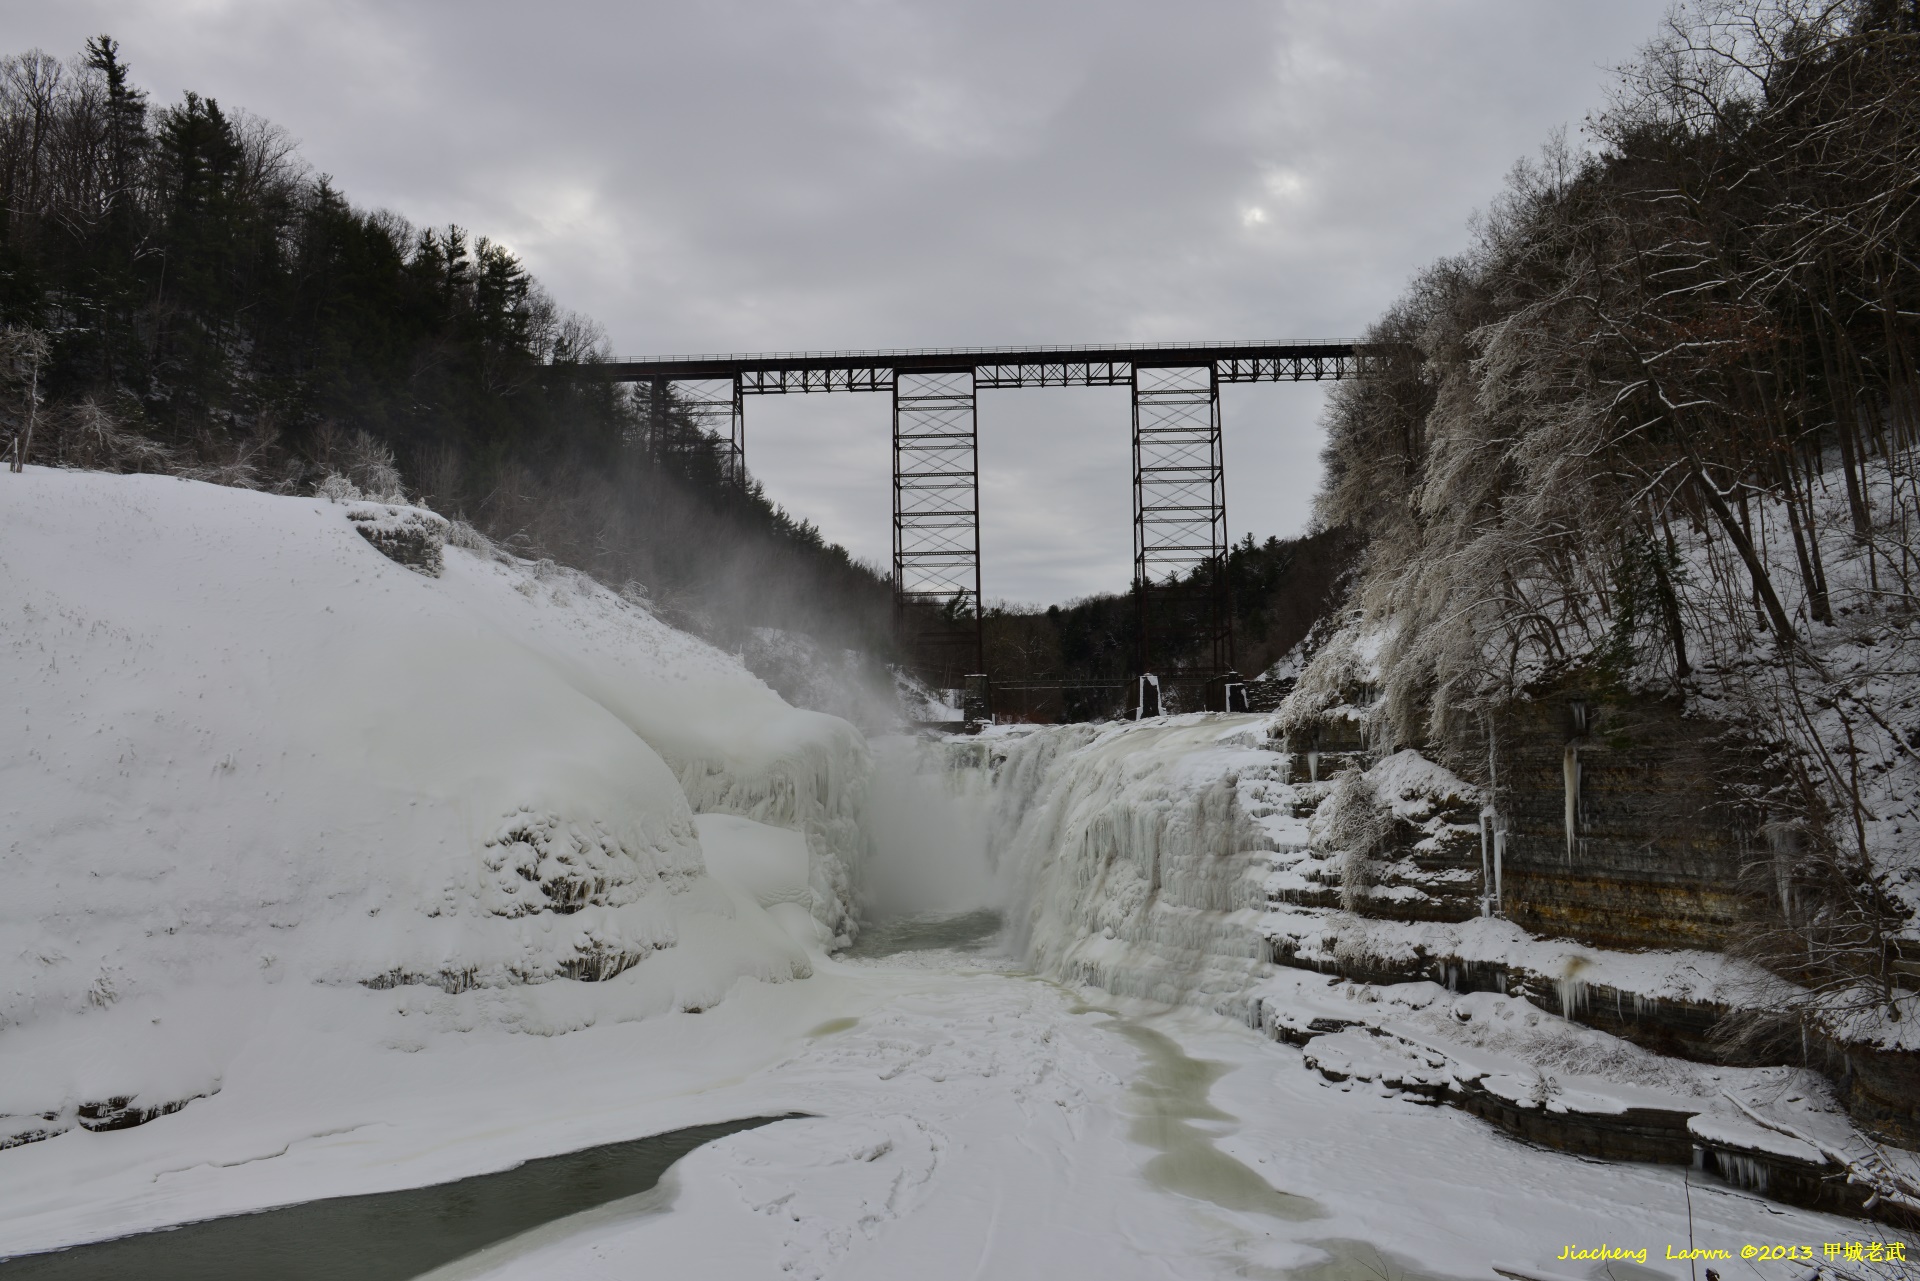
[979,701,1920,1223]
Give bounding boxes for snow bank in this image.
[440,541,872,943]
[0,468,863,1140]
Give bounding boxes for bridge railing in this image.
[575,337,1358,366]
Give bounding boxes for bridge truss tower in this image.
[1131,364,1230,680]
[652,375,745,484]
[892,370,983,689]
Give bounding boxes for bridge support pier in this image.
[648,376,669,467]
[725,375,744,486]
[660,376,748,487]
[893,369,984,694]
[1132,364,1234,707]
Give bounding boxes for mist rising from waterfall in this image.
[859,736,999,922]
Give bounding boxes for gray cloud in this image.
[3,0,1669,601]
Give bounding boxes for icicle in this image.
[1479,808,1493,917]
[1493,828,1504,914]
[1764,822,1797,924]
[1555,958,1589,1020]
[1562,745,1580,865]
[1708,1151,1769,1194]
[1484,711,1498,792]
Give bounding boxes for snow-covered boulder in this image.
[341,501,449,576]
[444,553,873,944]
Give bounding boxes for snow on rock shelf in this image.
[0,468,863,1149]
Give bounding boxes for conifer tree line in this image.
[979,527,1357,720]
[1309,0,1919,1024]
[0,36,891,655]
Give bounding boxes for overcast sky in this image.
[6,0,1670,603]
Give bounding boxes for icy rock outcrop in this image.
[669,725,871,943]
[428,546,874,944]
[353,804,715,992]
[477,807,699,919]
[1298,749,1483,920]
[343,501,450,576]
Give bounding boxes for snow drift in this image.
[0,468,868,1145]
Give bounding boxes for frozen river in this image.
[1,912,1863,1281]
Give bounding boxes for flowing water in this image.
[0,1116,799,1281]
[1074,1001,1321,1223]
[839,908,1004,958]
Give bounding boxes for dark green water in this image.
[0,1115,799,1281]
[840,908,1004,958]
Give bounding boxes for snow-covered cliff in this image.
[984,713,1920,1214]
[0,468,869,1146]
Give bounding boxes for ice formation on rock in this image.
[980,709,1917,1217]
[990,717,1288,1014]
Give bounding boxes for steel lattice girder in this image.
[1131,366,1232,676]
[575,339,1363,387]
[707,355,1363,392]
[589,341,1365,487]
[892,370,984,683]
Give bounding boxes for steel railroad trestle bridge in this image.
[565,340,1365,721]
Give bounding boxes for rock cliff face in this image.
[1279,677,1770,954]
[986,711,1920,1221]
[1486,683,1768,953]
[1274,676,1919,1152]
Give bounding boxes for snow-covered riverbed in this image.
[0,930,1867,1280]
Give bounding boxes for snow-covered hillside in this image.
[0,468,868,1148]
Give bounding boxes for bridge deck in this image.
[564,339,1359,390]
